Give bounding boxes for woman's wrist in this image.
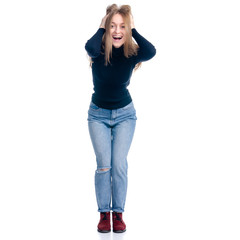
[100,14,109,29]
[99,23,105,29]
[130,14,135,29]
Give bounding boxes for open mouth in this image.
[112,36,123,41]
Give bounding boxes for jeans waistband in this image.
[88,101,137,123]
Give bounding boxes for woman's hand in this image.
[100,14,109,29]
[130,14,135,29]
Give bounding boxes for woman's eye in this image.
[121,26,125,28]
[111,25,114,28]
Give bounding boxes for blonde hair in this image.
[94,4,141,70]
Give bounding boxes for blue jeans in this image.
[88,101,137,213]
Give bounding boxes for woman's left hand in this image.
[130,14,135,29]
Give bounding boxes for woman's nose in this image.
[115,26,121,33]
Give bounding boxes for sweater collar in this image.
[112,45,124,56]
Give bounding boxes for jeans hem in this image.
[112,209,124,213]
[98,209,111,213]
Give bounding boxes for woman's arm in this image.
[85,28,105,58]
[130,15,156,62]
[132,28,156,62]
[85,15,108,58]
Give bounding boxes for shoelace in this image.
[102,212,108,220]
[114,212,122,222]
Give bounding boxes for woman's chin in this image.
[112,42,124,48]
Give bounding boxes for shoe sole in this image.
[113,229,126,233]
[97,229,111,233]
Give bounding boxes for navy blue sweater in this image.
[85,28,156,109]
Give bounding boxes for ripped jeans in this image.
[88,101,137,213]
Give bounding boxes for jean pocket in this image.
[89,102,100,111]
[121,102,134,111]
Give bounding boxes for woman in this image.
[85,4,156,233]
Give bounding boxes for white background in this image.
[0,0,240,239]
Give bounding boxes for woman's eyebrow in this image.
[111,22,125,25]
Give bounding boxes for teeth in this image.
[113,36,122,40]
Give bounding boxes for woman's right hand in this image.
[130,14,135,29]
[100,14,109,29]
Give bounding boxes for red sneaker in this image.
[97,212,111,233]
[112,212,126,233]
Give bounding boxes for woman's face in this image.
[110,13,126,48]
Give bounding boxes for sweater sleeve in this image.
[132,28,156,63]
[85,28,105,58]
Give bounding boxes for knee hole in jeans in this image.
[96,167,111,173]
[100,168,109,171]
